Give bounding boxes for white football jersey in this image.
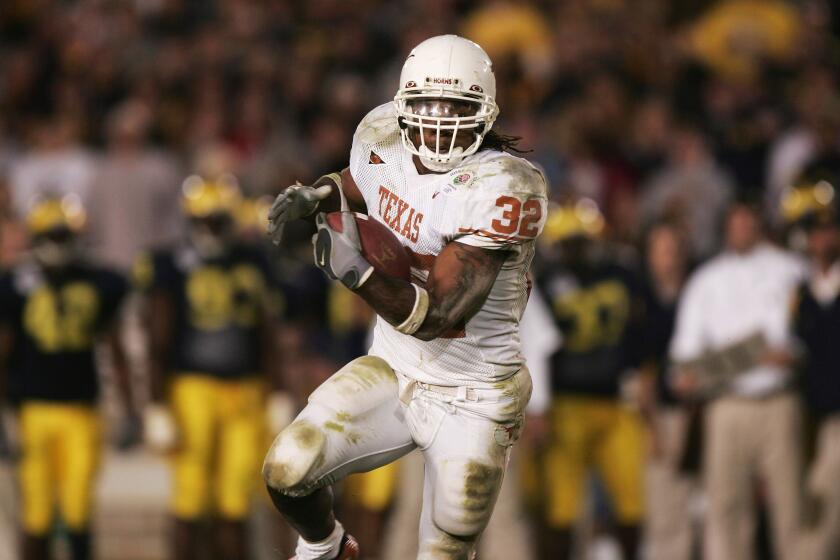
[349,103,548,386]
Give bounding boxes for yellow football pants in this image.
[543,396,645,527]
[170,375,266,520]
[18,403,101,535]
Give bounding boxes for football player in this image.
[264,35,548,560]
[134,176,290,560]
[785,171,840,560]
[531,200,645,560]
[0,197,135,560]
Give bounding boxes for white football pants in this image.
[263,355,531,559]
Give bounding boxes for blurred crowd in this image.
[1,0,840,559]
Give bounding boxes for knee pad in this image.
[262,421,326,496]
[433,458,503,538]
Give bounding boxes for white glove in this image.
[144,404,177,453]
[313,212,374,290]
[267,183,333,245]
[266,392,296,435]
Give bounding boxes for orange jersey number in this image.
[491,196,542,238]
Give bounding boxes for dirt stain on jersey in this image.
[496,157,545,195]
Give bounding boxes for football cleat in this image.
[289,534,360,560]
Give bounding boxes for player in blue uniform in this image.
[0,197,135,560]
[135,176,288,560]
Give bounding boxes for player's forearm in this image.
[261,320,286,391]
[356,272,466,342]
[106,327,137,415]
[356,243,506,341]
[146,293,173,403]
[146,351,168,402]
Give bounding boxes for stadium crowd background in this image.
[0,0,839,559]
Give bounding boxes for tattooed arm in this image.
[356,241,509,341]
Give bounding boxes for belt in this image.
[399,377,510,405]
[417,381,481,401]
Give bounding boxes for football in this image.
[325,212,412,281]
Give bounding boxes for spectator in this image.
[640,125,733,260]
[670,200,806,560]
[9,117,95,219]
[687,0,802,84]
[638,220,698,560]
[86,100,183,272]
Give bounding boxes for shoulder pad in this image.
[471,154,547,198]
[356,103,400,145]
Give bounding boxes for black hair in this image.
[479,130,530,154]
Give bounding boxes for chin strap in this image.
[418,154,461,172]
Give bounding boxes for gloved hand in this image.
[268,183,333,245]
[313,212,373,290]
[144,404,177,454]
[266,392,296,436]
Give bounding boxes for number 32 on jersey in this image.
[491,195,543,239]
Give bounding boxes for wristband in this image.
[325,172,349,212]
[395,284,429,335]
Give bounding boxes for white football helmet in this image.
[394,35,499,172]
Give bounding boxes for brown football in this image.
[325,212,411,281]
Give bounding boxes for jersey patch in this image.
[450,171,475,187]
[433,171,476,199]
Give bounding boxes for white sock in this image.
[294,520,344,560]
